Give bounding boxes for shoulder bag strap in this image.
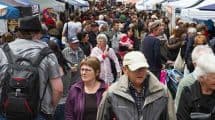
[67,22,69,38]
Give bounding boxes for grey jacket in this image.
[62,47,85,83]
[97,72,176,120]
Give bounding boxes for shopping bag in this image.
[174,48,185,72]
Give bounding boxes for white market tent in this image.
[167,0,200,9]
[161,0,181,11]
[66,0,89,7]
[30,0,65,12]
[0,5,8,36]
[164,0,201,17]
[0,4,7,17]
[0,19,7,36]
[180,0,215,22]
[66,0,89,12]
[164,0,202,30]
[116,0,138,3]
[135,0,146,12]
[135,0,165,11]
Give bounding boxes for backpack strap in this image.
[1,43,14,64]
[33,47,53,113]
[33,47,53,67]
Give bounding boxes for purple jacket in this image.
[65,79,107,120]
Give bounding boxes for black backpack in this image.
[0,43,52,120]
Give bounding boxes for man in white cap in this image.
[97,51,176,120]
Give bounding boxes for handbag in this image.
[106,47,118,82]
[174,48,185,72]
[62,22,69,40]
[61,22,69,46]
[109,57,117,82]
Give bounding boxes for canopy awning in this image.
[1,0,39,17]
[0,2,20,19]
[67,0,89,7]
[30,0,65,12]
[136,0,164,11]
[198,3,215,11]
[180,0,215,22]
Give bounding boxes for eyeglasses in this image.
[80,68,93,72]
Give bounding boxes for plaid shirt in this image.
[128,81,145,116]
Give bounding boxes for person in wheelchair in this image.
[177,54,215,120]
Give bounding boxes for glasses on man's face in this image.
[80,68,93,72]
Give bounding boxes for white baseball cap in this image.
[123,51,149,71]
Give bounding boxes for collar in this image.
[128,80,145,94]
[114,71,164,95]
[74,79,107,91]
[191,81,215,101]
[192,70,198,80]
[110,72,166,104]
[68,47,81,54]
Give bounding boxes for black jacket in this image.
[142,35,162,71]
[177,81,215,120]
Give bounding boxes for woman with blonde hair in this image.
[193,34,207,47]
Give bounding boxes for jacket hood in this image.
[112,71,164,93]
[109,71,167,104]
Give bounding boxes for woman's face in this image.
[83,34,89,42]
[127,29,134,37]
[80,65,97,82]
[97,38,106,48]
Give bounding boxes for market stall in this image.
[180,0,215,22]
[1,0,39,17]
[164,0,203,31]
[135,0,165,11]
[0,3,20,19]
[198,3,215,11]
[30,0,65,12]
[0,3,19,36]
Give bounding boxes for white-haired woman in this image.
[90,33,121,85]
[177,54,215,120]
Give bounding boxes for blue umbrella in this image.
[0,2,20,19]
[198,3,215,11]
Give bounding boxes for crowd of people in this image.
[0,2,215,120]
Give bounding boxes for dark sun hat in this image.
[19,16,42,32]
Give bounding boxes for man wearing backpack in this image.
[0,16,63,120]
